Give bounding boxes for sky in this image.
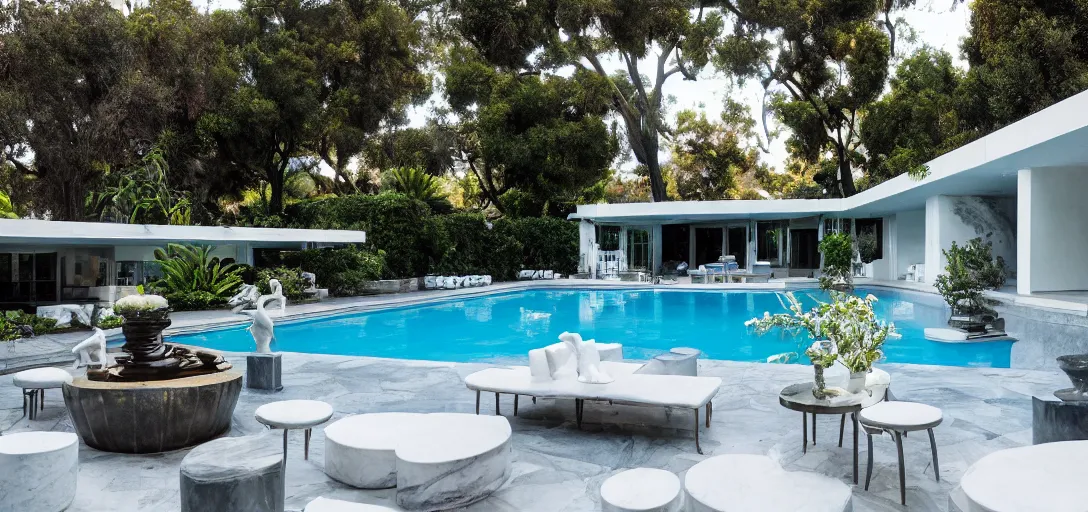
[195,0,972,174]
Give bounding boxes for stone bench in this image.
[180,434,284,512]
[0,432,78,512]
[684,454,851,512]
[600,468,682,512]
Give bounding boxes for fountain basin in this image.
[1057,355,1088,396]
[63,371,242,453]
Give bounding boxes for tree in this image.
[443,44,618,215]
[715,0,904,197]
[449,0,725,202]
[668,101,765,201]
[860,47,972,185]
[960,0,1088,134]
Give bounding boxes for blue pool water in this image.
[171,288,1013,368]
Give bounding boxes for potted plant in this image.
[934,237,1007,330]
[818,232,854,292]
[747,292,897,397]
[113,292,171,363]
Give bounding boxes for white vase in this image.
[846,370,867,394]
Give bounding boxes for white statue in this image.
[267,278,286,317]
[441,276,459,289]
[558,332,613,384]
[423,275,438,290]
[72,328,113,369]
[239,294,276,353]
[482,275,492,286]
[228,284,260,313]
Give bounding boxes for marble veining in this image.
[0,432,78,512]
[180,433,284,512]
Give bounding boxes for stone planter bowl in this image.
[1056,355,1088,394]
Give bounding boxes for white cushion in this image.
[528,348,552,381]
[543,343,576,380]
[304,497,397,512]
[12,368,73,389]
[858,401,942,431]
[254,400,334,429]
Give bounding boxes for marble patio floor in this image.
[0,354,1068,512]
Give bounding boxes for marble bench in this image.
[600,468,682,512]
[684,454,852,512]
[180,434,284,512]
[0,432,78,512]
[324,412,512,511]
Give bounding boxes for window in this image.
[855,218,884,260]
[116,261,163,286]
[627,228,650,271]
[0,253,57,303]
[597,226,621,251]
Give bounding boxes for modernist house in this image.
[0,219,366,308]
[573,88,1088,298]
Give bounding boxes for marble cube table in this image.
[246,353,283,391]
[179,434,285,512]
[304,497,397,511]
[323,412,512,511]
[683,454,852,512]
[600,468,682,512]
[0,432,78,512]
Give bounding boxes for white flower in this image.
[114,294,169,313]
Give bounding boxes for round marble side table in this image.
[255,399,334,467]
[0,431,79,512]
[600,468,682,512]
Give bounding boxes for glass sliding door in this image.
[694,227,723,267]
[626,228,650,271]
[726,226,747,268]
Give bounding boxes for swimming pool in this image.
[172,287,1014,368]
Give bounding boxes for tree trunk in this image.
[267,167,284,215]
[645,148,668,202]
[835,144,857,197]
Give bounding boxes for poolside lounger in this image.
[464,361,721,453]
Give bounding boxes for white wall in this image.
[925,195,1016,284]
[896,209,926,280]
[1019,166,1088,293]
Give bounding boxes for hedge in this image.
[297,246,385,297]
[433,213,522,280]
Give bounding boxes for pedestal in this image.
[1032,396,1088,444]
[247,353,283,391]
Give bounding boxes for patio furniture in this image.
[13,367,73,420]
[465,360,720,453]
[600,468,682,512]
[180,434,284,512]
[952,440,1088,512]
[636,347,701,376]
[689,267,708,284]
[859,401,943,506]
[683,454,852,512]
[829,365,891,445]
[254,399,333,466]
[778,382,862,483]
[323,412,512,512]
[596,342,624,362]
[0,432,78,512]
[304,497,397,511]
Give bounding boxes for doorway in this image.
[727,227,747,269]
[790,229,819,269]
[694,228,723,267]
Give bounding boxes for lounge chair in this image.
[464,351,721,453]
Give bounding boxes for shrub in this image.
[501,217,579,275]
[434,213,523,280]
[289,193,450,278]
[856,231,880,264]
[298,246,385,296]
[152,244,242,299]
[164,291,225,311]
[0,311,58,340]
[256,267,308,300]
[935,237,1008,315]
[96,315,124,329]
[818,232,854,291]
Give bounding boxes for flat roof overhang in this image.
[572,88,1088,223]
[0,219,366,247]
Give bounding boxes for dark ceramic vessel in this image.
[1057,355,1088,394]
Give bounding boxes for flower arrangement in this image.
[747,291,898,396]
[113,294,170,318]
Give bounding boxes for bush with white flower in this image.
[746,291,897,373]
[113,294,171,318]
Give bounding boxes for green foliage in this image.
[856,231,880,265]
[434,213,523,280]
[934,238,1008,315]
[256,267,308,301]
[152,244,243,302]
[90,148,192,225]
[163,291,224,311]
[95,315,124,330]
[500,217,580,276]
[298,246,385,297]
[0,311,58,341]
[289,193,448,279]
[818,232,855,291]
[0,191,18,219]
[668,105,765,201]
[390,167,450,212]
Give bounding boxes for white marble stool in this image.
[0,431,78,512]
[684,454,851,512]
[957,440,1088,512]
[858,401,943,506]
[600,468,681,512]
[12,367,73,420]
[324,412,424,489]
[255,399,333,466]
[304,497,397,512]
